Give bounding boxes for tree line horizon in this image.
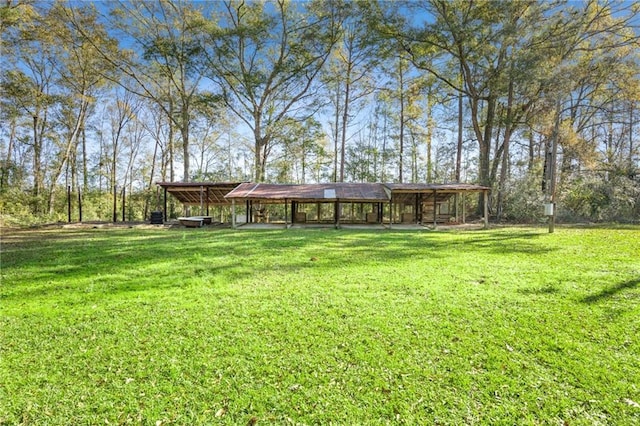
[1,0,638,224]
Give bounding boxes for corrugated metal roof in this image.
[384,183,490,192]
[225,183,390,202]
[158,181,489,205]
[156,182,243,206]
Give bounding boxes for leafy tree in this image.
[43,2,116,213]
[324,2,382,182]
[198,0,342,182]
[1,4,59,213]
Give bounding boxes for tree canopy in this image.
[1,0,638,224]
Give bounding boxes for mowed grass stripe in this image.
[1,227,638,424]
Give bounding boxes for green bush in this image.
[501,170,547,223]
[560,173,639,223]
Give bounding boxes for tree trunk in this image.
[48,100,88,215]
[340,73,351,183]
[497,80,514,221]
[470,95,495,215]
[333,86,340,182]
[181,105,190,182]
[81,125,88,192]
[455,71,463,182]
[381,112,388,182]
[255,137,264,182]
[426,88,434,183]
[32,114,43,213]
[1,117,16,191]
[398,57,405,183]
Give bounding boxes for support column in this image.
[483,190,489,229]
[231,199,236,228]
[433,189,437,228]
[454,193,459,223]
[291,201,296,224]
[163,187,168,222]
[200,185,204,215]
[246,200,250,223]
[206,187,210,216]
[285,199,289,228]
[462,193,466,224]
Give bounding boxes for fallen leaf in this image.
[506,344,514,352]
[623,398,640,408]
[215,408,226,417]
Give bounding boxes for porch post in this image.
[163,186,168,222]
[483,190,489,229]
[462,192,466,224]
[291,201,296,224]
[232,199,236,228]
[454,193,459,223]
[200,185,204,215]
[433,189,437,227]
[285,199,289,228]
[206,187,210,216]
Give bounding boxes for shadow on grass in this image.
[0,227,556,302]
[581,278,640,303]
[518,285,560,296]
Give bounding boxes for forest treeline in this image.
[1,0,638,225]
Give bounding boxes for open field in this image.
[1,226,639,424]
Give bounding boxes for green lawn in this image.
[1,226,639,425]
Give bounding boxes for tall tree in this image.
[199,0,342,182]
[67,0,206,183]
[43,2,115,214]
[1,4,59,213]
[330,4,381,182]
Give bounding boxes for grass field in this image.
[1,225,639,425]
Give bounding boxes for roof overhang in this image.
[158,182,490,206]
[156,182,243,206]
[384,183,490,193]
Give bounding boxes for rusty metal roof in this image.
[225,182,390,202]
[158,181,490,205]
[156,182,243,206]
[384,183,490,193]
